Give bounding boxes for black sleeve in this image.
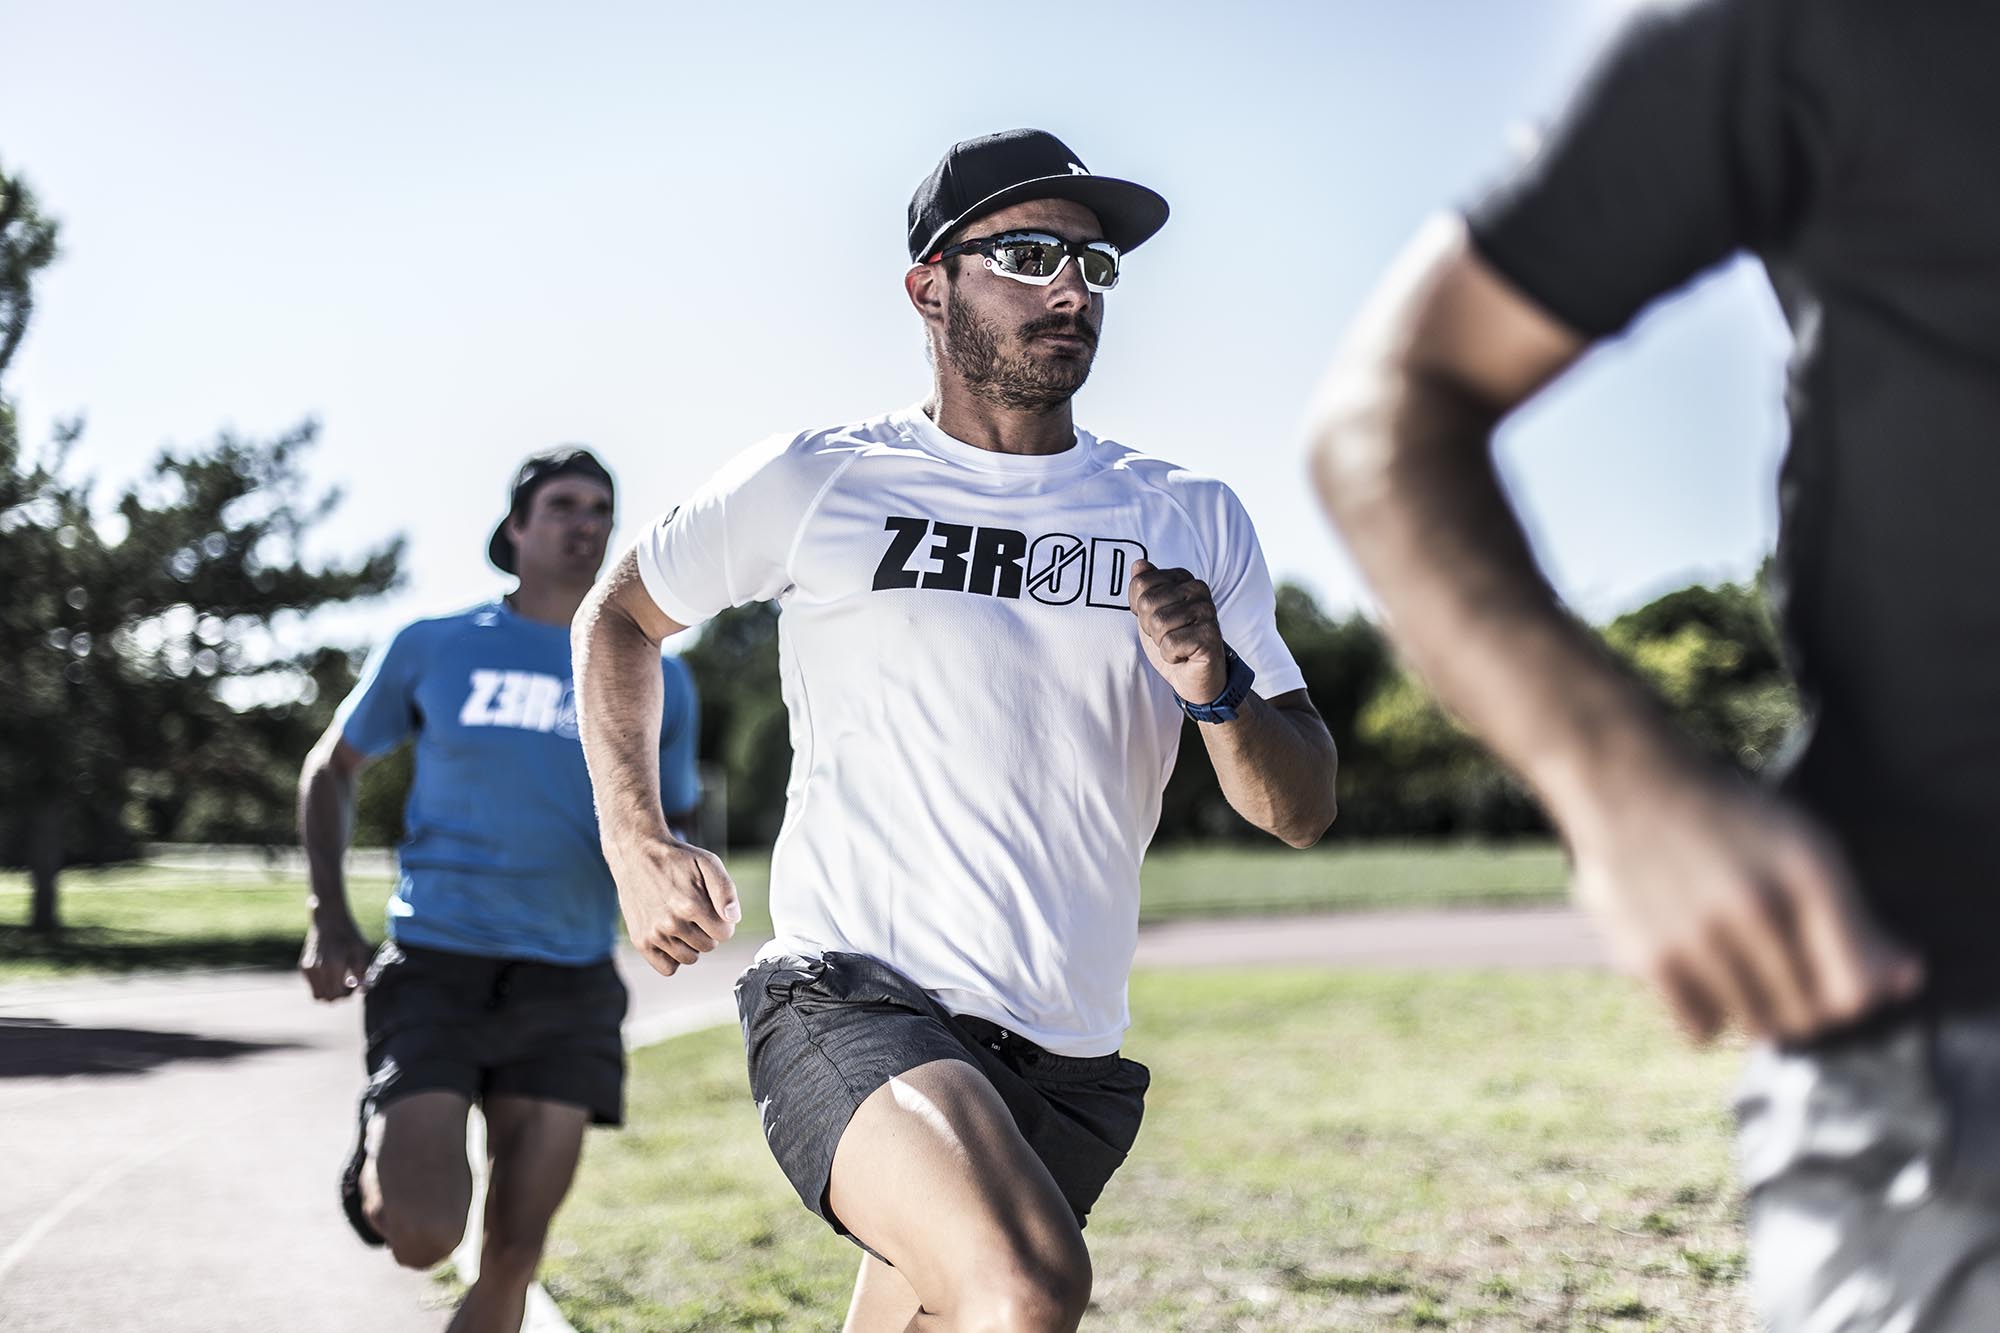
[1466,0,1813,339]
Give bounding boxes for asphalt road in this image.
[0,939,754,1333]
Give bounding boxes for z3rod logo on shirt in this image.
[459,669,581,738]
[871,516,1146,610]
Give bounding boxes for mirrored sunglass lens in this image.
[1079,250,1119,288]
[992,240,1064,277]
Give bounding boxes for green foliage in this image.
[679,602,791,847]
[0,160,59,381]
[1331,579,1801,840]
[1352,672,1544,837]
[1603,578,1799,772]
[0,423,406,890]
[1162,585,1400,840]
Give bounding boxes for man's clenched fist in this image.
[1127,558,1228,703]
[604,836,742,977]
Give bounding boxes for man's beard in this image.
[944,298,1098,412]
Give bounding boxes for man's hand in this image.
[300,916,374,1002]
[606,835,742,976]
[1127,559,1227,703]
[1571,775,1924,1044]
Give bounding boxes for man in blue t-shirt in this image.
[297,448,700,1330]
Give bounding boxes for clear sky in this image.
[3,0,1792,655]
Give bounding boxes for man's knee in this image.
[370,1088,474,1269]
[380,1209,465,1271]
[947,1235,1092,1333]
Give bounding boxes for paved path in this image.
[0,941,755,1333]
[0,906,1603,1331]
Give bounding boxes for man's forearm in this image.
[573,587,671,849]
[1200,697,1339,848]
[299,751,357,924]
[1311,369,1698,845]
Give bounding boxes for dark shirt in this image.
[1467,0,2000,1005]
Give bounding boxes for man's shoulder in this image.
[1086,433,1264,561]
[1090,433,1236,503]
[407,599,511,634]
[378,601,509,658]
[713,410,913,499]
[761,409,913,465]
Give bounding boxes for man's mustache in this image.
[1019,314,1098,346]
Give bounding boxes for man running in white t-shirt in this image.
[571,128,1339,1332]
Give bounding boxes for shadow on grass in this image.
[0,1017,304,1078]
[0,927,306,976]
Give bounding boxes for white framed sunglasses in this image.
[924,230,1123,292]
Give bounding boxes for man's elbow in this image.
[298,732,339,798]
[1268,761,1339,848]
[1306,363,1400,511]
[1279,794,1338,849]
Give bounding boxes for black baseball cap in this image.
[907,128,1169,263]
[487,447,616,575]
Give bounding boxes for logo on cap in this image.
[1067,162,1090,175]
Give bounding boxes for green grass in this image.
[0,864,400,985]
[0,841,1566,986]
[1137,841,1565,921]
[544,969,1751,1331]
[0,858,777,986]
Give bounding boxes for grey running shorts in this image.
[361,940,629,1126]
[735,950,1149,1247]
[1736,1007,2000,1331]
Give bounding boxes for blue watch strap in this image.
[1178,647,1256,723]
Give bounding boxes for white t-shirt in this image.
[634,404,1305,1055]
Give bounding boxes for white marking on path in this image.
[0,1127,205,1288]
[0,1063,280,1293]
[623,997,737,1051]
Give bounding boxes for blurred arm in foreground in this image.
[1307,216,1917,1044]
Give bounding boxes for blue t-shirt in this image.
[335,600,701,964]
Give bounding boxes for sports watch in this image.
[1177,647,1256,723]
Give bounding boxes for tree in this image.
[1602,577,1800,773]
[1347,578,1803,839]
[0,163,57,380]
[0,163,404,932]
[1157,583,1401,841]
[1351,668,1545,836]
[679,601,790,847]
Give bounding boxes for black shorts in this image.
[361,940,629,1126]
[736,951,1150,1247]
